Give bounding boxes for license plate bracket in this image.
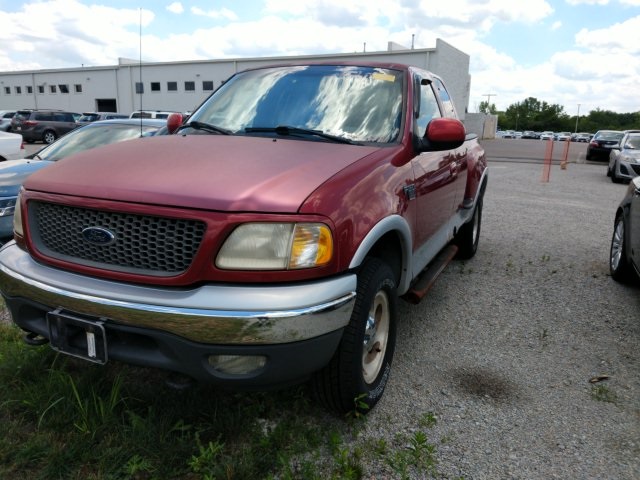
[47,310,108,364]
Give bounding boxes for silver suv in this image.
[11,109,80,144]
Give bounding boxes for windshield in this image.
[37,123,160,162]
[189,65,404,144]
[625,135,640,149]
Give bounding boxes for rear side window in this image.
[432,78,457,119]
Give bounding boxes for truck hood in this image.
[24,135,381,213]
[0,159,52,197]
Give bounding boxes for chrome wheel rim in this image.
[611,219,624,271]
[362,290,390,384]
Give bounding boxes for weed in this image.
[68,372,127,436]
[591,384,618,404]
[124,454,155,477]
[419,411,437,428]
[385,430,438,479]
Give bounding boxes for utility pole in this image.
[482,94,497,113]
[575,104,581,133]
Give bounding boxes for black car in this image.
[609,176,640,283]
[587,130,624,161]
[10,109,80,144]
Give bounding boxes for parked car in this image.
[608,131,640,183]
[587,130,624,161]
[521,131,538,139]
[130,110,180,119]
[501,130,516,138]
[575,132,593,143]
[76,112,128,125]
[0,110,16,131]
[609,175,640,283]
[0,118,169,241]
[11,109,81,144]
[0,63,487,415]
[540,131,554,141]
[556,132,571,141]
[0,131,25,161]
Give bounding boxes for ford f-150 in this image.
[0,62,487,414]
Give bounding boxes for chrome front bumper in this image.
[0,242,356,345]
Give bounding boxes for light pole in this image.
[575,104,581,133]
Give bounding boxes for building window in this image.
[3,86,10,95]
[185,81,195,92]
[27,86,33,94]
[167,81,177,92]
[74,84,82,93]
[15,86,21,94]
[50,85,57,93]
[202,80,214,91]
[151,82,160,92]
[135,82,144,94]
[59,84,69,94]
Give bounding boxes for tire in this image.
[610,163,623,183]
[610,214,632,282]
[455,196,483,259]
[43,130,57,144]
[312,258,397,415]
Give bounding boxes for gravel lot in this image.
[1,143,638,478]
[361,159,639,479]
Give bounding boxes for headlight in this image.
[216,222,333,270]
[0,197,17,218]
[12,193,23,237]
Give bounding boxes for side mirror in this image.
[417,118,466,152]
[166,112,183,134]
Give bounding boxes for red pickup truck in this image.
[0,63,487,414]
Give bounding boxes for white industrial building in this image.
[0,38,472,121]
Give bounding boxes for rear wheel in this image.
[43,130,57,144]
[312,258,397,415]
[455,196,483,259]
[610,214,631,282]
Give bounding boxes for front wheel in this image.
[312,258,397,415]
[610,214,631,282]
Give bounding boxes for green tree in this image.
[478,101,497,115]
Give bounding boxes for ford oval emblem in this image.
[82,227,116,246]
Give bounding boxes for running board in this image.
[401,244,458,304]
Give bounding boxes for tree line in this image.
[479,97,640,133]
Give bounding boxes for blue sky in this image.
[0,0,639,114]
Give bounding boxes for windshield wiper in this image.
[178,121,232,135]
[245,125,360,145]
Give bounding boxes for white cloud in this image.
[575,15,640,54]
[166,2,184,14]
[191,6,238,21]
[551,21,562,30]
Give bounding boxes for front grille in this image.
[29,201,206,276]
[630,163,640,176]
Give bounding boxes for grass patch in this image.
[591,384,618,404]
[0,322,445,479]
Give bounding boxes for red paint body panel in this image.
[25,135,380,213]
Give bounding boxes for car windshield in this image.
[188,65,404,144]
[597,131,623,141]
[78,114,99,122]
[625,135,640,149]
[36,123,160,162]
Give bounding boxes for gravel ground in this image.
[358,160,639,479]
